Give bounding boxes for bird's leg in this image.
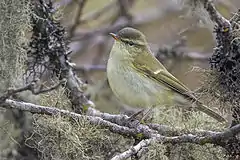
[140,107,154,124]
[128,109,145,121]
[127,107,154,123]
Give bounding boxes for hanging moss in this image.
[0,0,32,159]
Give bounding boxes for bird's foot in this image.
[127,108,154,124]
[128,109,145,122]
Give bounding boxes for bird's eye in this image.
[128,41,134,46]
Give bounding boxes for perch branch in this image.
[4,99,138,137]
[2,98,240,159]
[3,99,240,143]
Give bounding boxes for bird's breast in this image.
[107,57,175,108]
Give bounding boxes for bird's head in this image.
[110,27,150,59]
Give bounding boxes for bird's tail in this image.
[195,101,226,123]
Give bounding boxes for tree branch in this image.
[4,99,138,137]
[111,138,152,160]
[3,99,240,144]
[112,125,240,160]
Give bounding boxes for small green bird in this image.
[107,27,226,123]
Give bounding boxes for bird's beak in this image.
[109,33,119,41]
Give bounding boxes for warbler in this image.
[107,27,226,122]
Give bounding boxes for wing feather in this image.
[133,54,196,100]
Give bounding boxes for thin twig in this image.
[68,0,87,37]
[73,65,106,72]
[0,79,66,104]
[33,79,67,94]
[0,84,32,104]
[80,0,117,24]
[71,8,164,41]
[117,0,132,20]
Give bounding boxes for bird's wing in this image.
[133,53,226,123]
[133,55,196,100]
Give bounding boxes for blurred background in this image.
[55,0,240,113]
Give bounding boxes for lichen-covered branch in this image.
[112,125,240,160]
[2,98,239,159]
[111,138,152,160]
[3,99,240,148]
[202,0,231,28]
[4,99,138,137]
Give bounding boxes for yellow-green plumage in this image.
[107,27,226,123]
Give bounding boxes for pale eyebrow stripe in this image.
[120,38,144,46]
